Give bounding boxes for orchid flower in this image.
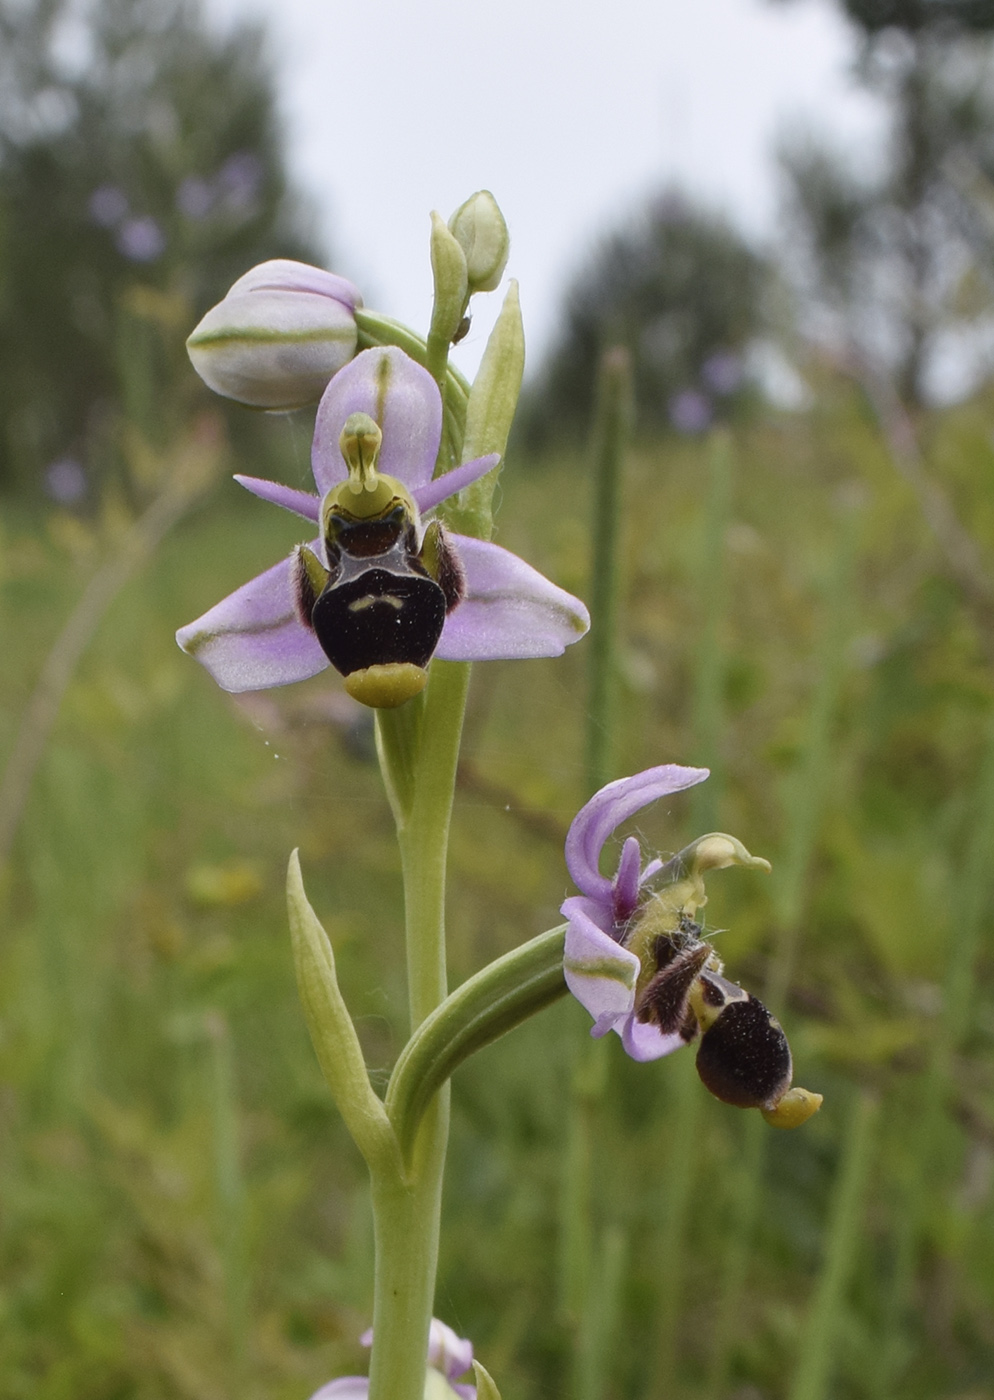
[177,346,590,707]
[561,765,822,1128]
[309,1318,477,1400]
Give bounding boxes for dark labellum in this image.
[311,566,446,677]
[695,991,793,1109]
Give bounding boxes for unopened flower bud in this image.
[429,211,469,346]
[449,190,510,293]
[187,260,362,409]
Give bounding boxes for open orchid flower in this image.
[562,765,822,1128]
[309,1318,476,1400]
[177,346,590,707]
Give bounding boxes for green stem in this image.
[366,660,471,1400]
[368,1115,448,1400]
[425,329,452,401]
[396,662,471,1028]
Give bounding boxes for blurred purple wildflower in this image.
[116,215,165,262]
[668,388,712,434]
[44,456,87,505]
[217,151,262,212]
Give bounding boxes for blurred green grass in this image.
[2,376,994,1398]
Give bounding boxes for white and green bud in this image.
[186,260,362,410]
[448,190,510,293]
[428,210,470,347]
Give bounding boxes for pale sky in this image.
[204,0,885,377]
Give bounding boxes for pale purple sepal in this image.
[312,347,442,497]
[234,474,320,522]
[564,765,709,907]
[413,454,500,513]
[563,900,640,1029]
[229,259,362,309]
[435,536,591,661]
[176,550,328,692]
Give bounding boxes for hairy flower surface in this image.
[309,1318,476,1400]
[562,765,822,1126]
[177,346,589,703]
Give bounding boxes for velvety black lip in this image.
[311,566,447,677]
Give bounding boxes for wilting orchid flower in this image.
[561,764,822,1128]
[177,346,590,707]
[309,1318,477,1400]
[187,259,362,409]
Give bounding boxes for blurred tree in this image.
[781,0,994,404]
[0,0,320,495]
[524,191,770,442]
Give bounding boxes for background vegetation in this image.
[4,1,994,1399]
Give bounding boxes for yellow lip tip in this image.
[761,1087,823,1130]
[344,663,428,709]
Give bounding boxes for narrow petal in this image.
[621,1015,687,1062]
[614,836,643,922]
[312,347,442,496]
[234,474,320,522]
[228,259,362,309]
[564,765,710,905]
[308,1380,370,1400]
[176,552,329,692]
[563,901,639,1030]
[434,536,590,661]
[413,454,500,514]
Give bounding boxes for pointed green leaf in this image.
[287,850,400,1174]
